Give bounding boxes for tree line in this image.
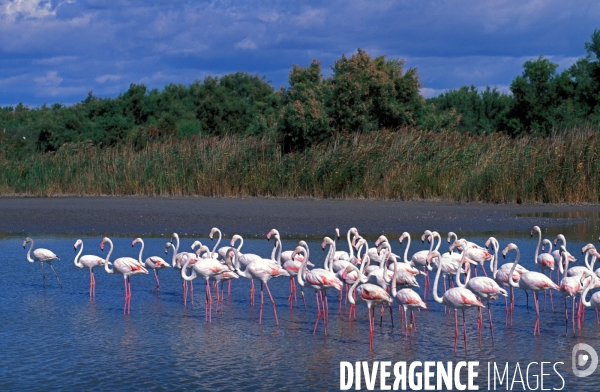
[1,30,600,155]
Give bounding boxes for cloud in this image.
[235,37,257,50]
[2,0,55,19]
[33,55,77,65]
[95,74,121,84]
[34,71,62,87]
[0,0,599,106]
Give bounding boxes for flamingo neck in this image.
[137,240,144,265]
[211,229,222,258]
[181,256,197,281]
[347,229,354,258]
[508,248,521,288]
[297,247,309,287]
[432,250,444,305]
[534,228,541,263]
[25,240,34,263]
[402,234,411,264]
[74,242,83,268]
[104,239,114,274]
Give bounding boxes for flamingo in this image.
[23,237,62,289]
[343,251,393,348]
[167,233,199,304]
[531,226,555,276]
[503,243,559,335]
[399,232,434,295]
[227,238,289,325]
[558,247,590,334]
[181,245,231,322]
[389,253,426,336]
[132,238,170,293]
[454,239,507,338]
[552,234,576,282]
[73,239,105,297]
[293,239,343,335]
[432,242,484,353]
[488,237,525,318]
[581,267,600,324]
[267,229,312,307]
[229,234,263,306]
[100,237,148,314]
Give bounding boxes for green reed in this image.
[0,127,598,203]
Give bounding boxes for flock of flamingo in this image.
[21,227,600,351]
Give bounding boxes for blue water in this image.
[2,232,600,391]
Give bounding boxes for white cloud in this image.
[34,71,62,87]
[2,0,55,19]
[33,55,77,65]
[95,74,121,84]
[235,37,257,50]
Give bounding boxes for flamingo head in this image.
[230,234,241,247]
[374,235,388,247]
[209,227,219,240]
[73,239,82,250]
[335,228,340,239]
[421,230,432,243]
[398,232,409,244]
[531,226,540,237]
[132,238,142,247]
[170,233,177,244]
[100,237,110,251]
[266,228,279,241]
[582,243,596,255]
[502,243,518,258]
[164,242,172,254]
[321,236,333,250]
[22,237,33,248]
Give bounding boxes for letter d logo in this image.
[572,343,598,377]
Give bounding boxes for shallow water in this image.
[3,228,600,390]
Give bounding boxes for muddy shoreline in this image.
[1,196,598,237]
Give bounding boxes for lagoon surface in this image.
[1,198,600,391]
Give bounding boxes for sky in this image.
[1,0,599,107]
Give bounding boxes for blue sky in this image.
[1,0,599,107]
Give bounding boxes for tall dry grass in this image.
[0,127,598,202]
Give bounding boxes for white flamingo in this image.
[132,238,170,293]
[23,237,62,289]
[73,239,105,297]
[101,237,148,314]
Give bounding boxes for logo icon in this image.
[572,343,598,377]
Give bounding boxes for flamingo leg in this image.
[389,304,394,328]
[259,282,264,324]
[487,301,494,342]
[463,310,468,354]
[301,287,307,309]
[596,308,599,324]
[264,282,279,325]
[250,279,255,307]
[41,262,46,288]
[89,269,94,298]
[324,291,330,333]
[313,291,322,335]
[123,277,128,314]
[454,310,458,353]
[152,269,160,293]
[228,280,231,297]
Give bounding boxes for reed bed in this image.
[0,128,598,203]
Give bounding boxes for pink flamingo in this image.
[181,245,232,322]
[229,234,263,306]
[132,238,171,293]
[558,247,590,335]
[100,237,148,314]
[552,234,576,283]
[453,239,507,339]
[23,237,62,289]
[267,229,312,307]
[503,243,559,335]
[227,240,289,325]
[343,254,393,348]
[73,239,105,297]
[581,265,600,324]
[167,233,198,304]
[390,254,426,336]
[294,238,343,335]
[432,242,484,353]
[398,232,434,296]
